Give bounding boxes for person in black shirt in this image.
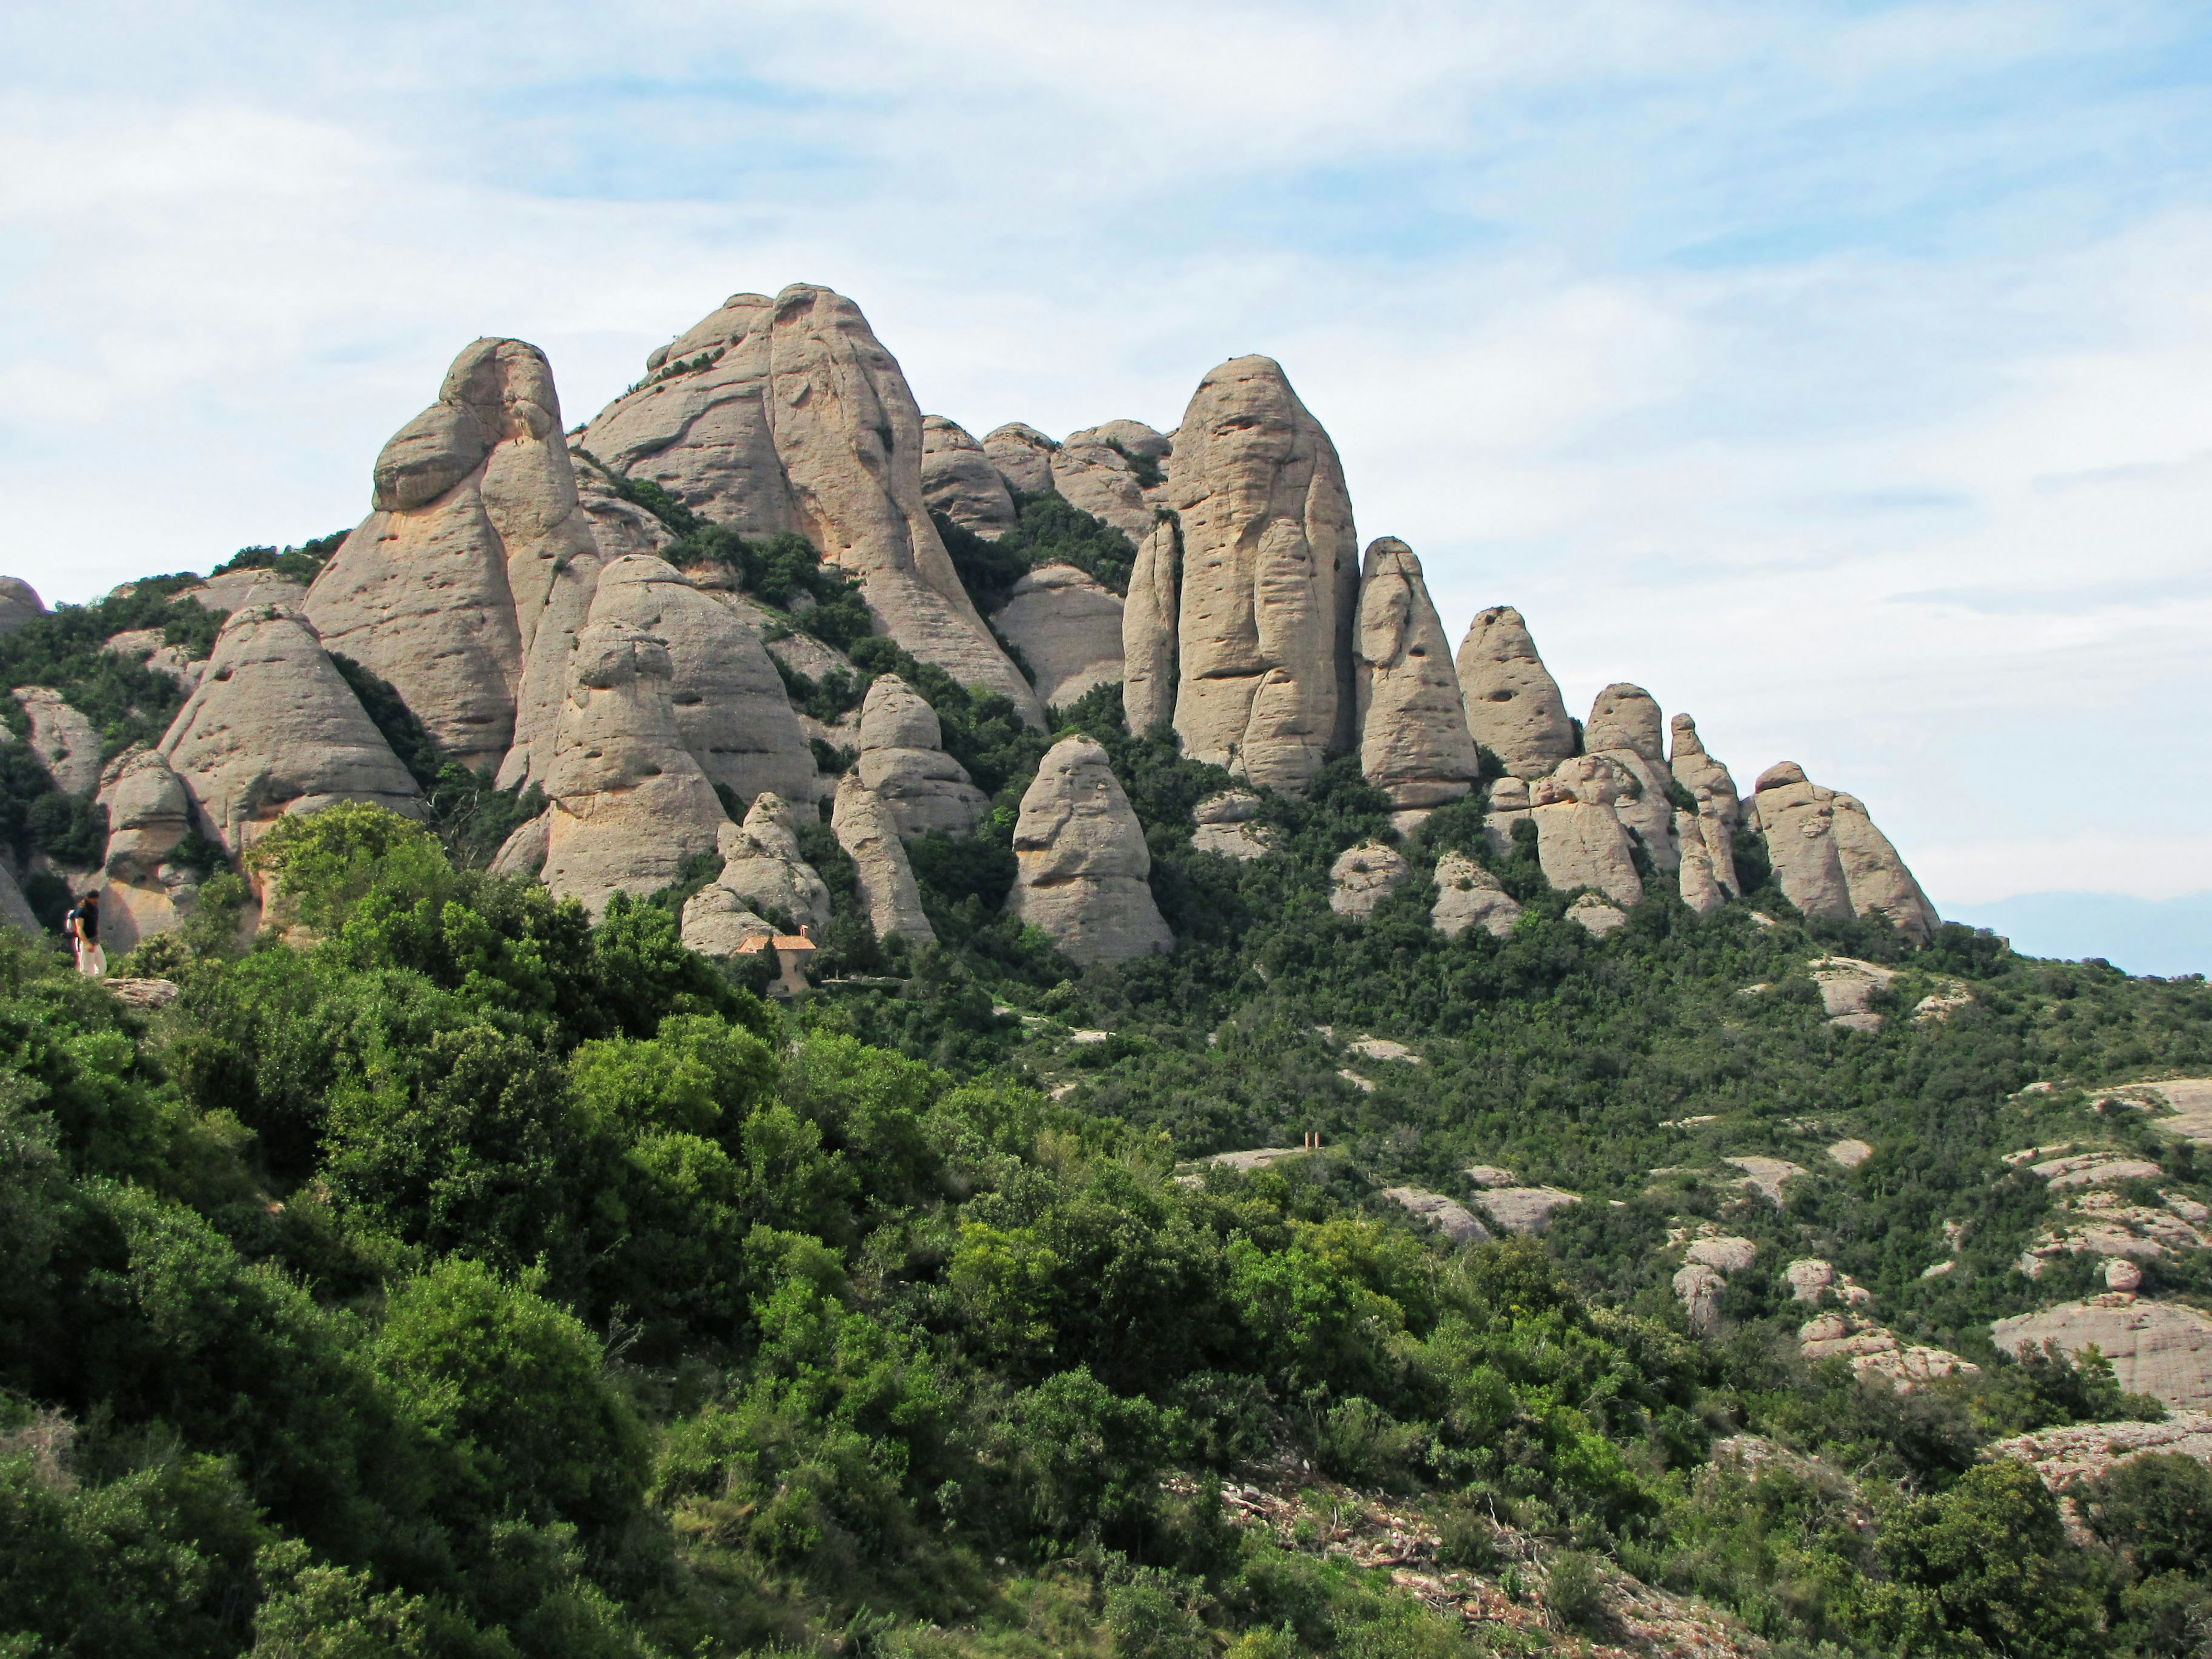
[64,890,103,978]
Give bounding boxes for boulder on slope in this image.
[1354,538,1480,809]
[1190,790,1271,861]
[1430,850,1521,939]
[306,337,597,777]
[831,772,934,945]
[1004,735,1172,966]
[856,675,988,838]
[991,563,1124,711]
[1329,842,1411,919]
[584,554,820,806]
[982,422,1058,498]
[1455,606,1576,779]
[13,688,101,798]
[159,603,423,856]
[921,415,1017,537]
[537,621,729,919]
[582,286,1041,726]
[1484,775,1532,861]
[1169,356,1358,793]
[1121,517,1181,734]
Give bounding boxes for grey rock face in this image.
[1745,762,1937,941]
[160,603,422,855]
[538,621,729,919]
[97,749,198,954]
[1530,757,1644,907]
[1585,683,1665,767]
[1566,895,1630,937]
[857,675,988,838]
[307,338,596,776]
[13,689,101,797]
[1669,714,1741,897]
[0,863,40,934]
[582,286,1041,725]
[1121,518,1181,734]
[1354,538,1479,809]
[177,570,309,613]
[1329,842,1411,919]
[1991,1297,2212,1412]
[1430,850,1521,939]
[1005,735,1172,965]
[571,460,677,562]
[1455,606,1575,779]
[1382,1187,1490,1245]
[682,792,828,953]
[832,772,934,945]
[921,415,1017,537]
[982,423,1058,497]
[585,554,820,806]
[1484,775,1532,861]
[1051,426,1162,545]
[1676,809,1728,916]
[0,578,44,636]
[1191,790,1272,861]
[1169,356,1358,794]
[991,564,1124,711]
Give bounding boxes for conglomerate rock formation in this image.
[0,276,1934,995]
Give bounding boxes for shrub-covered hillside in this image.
[4,785,2211,1658]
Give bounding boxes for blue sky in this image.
[4,1,2210,965]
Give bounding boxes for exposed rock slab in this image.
[585,555,820,806]
[831,773,934,945]
[1688,1236,1760,1274]
[1809,956,1897,1030]
[0,864,40,934]
[1329,842,1410,919]
[1354,538,1479,809]
[1746,763,1937,942]
[159,603,422,855]
[1469,1185,1581,1235]
[13,688,101,797]
[1169,356,1357,793]
[2016,1190,2206,1277]
[991,563,1123,710]
[1191,790,1271,860]
[1586,684,1665,766]
[1728,1157,1808,1205]
[1800,1312,1979,1390]
[1531,759,1643,907]
[1669,714,1740,896]
[1674,1264,1728,1334]
[537,621,728,919]
[1991,1296,2212,1411]
[1004,735,1171,966]
[1676,810,1728,916]
[1382,1187,1488,1245]
[1566,895,1629,937]
[1991,1412,2212,1498]
[1483,776,1532,861]
[1051,427,1160,544]
[582,286,1041,725]
[1431,851,1521,939]
[1455,606,1575,779]
[921,415,1017,537]
[177,570,308,612]
[1828,1138,1875,1169]
[857,675,988,838]
[0,578,44,635]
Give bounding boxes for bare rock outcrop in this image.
[857,675,988,838]
[582,286,1041,725]
[1382,1187,1489,1245]
[1585,683,1665,765]
[1676,810,1727,916]
[1169,357,1358,793]
[681,793,828,955]
[177,570,308,612]
[1329,842,1411,919]
[1530,757,1643,907]
[584,555,820,806]
[1455,607,1575,779]
[0,865,38,935]
[1051,426,1162,544]
[1121,518,1181,733]
[1566,895,1630,937]
[1469,1185,1581,1235]
[1585,684,1677,876]
[1483,776,1532,861]
[160,604,422,855]
[1004,735,1172,965]
[1354,539,1480,809]
[104,628,206,694]
[982,423,1058,498]
[97,750,198,955]
[1747,763,1937,942]
[0,578,44,635]
[1191,791,1271,860]
[13,689,101,797]
[571,461,677,562]
[1992,1296,2212,1411]
[991,565,1123,710]
[306,338,597,777]
[1431,851,1521,939]
[921,415,1017,537]
[831,773,934,945]
[1669,715,1740,897]
[537,622,728,919]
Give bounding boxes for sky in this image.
[3,1,2210,969]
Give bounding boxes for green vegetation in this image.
[210,530,350,587]
[935,493,1144,605]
